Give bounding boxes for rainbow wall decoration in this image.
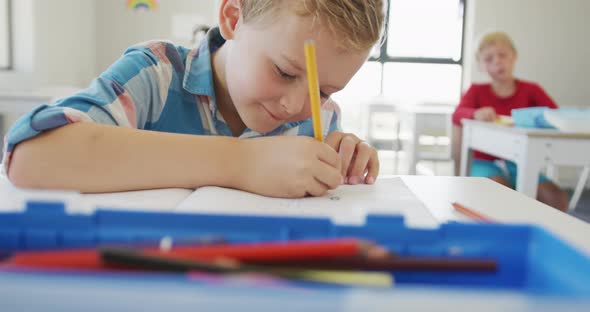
[127,0,159,11]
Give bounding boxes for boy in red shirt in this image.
[452,32,568,212]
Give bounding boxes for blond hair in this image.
[477,31,516,57]
[241,0,385,52]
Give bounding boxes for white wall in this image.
[0,0,218,90]
[0,0,35,90]
[95,0,217,73]
[0,0,96,90]
[463,0,590,108]
[34,0,96,88]
[0,0,96,142]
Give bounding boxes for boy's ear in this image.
[218,0,243,40]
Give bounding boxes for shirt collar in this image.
[182,27,225,99]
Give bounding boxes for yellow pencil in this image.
[304,40,323,142]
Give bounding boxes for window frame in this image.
[0,0,13,70]
[369,0,467,94]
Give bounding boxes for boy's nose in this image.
[279,89,307,116]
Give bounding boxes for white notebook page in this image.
[175,178,438,228]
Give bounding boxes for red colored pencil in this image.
[141,238,375,262]
[2,238,375,270]
[451,202,494,223]
[4,249,102,270]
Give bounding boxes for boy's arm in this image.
[8,122,243,192]
[8,122,342,196]
[2,42,174,175]
[452,86,479,125]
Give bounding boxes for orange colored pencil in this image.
[451,202,494,223]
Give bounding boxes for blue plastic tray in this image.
[1,200,589,297]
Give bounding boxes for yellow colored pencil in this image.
[281,269,394,288]
[304,40,324,142]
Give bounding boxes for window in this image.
[387,0,464,60]
[0,0,12,70]
[333,61,382,132]
[332,0,465,136]
[380,0,465,105]
[333,1,465,103]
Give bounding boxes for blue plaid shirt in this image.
[3,27,342,175]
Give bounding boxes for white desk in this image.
[460,119,590,200]
[2,175,590,310]
[2,174,589,257]
[402,175,590,257]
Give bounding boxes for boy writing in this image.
[3,0,384,198]
[452,31,568,211]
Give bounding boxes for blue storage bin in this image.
[1,200,590,297]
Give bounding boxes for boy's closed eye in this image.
[275,65,331,99]
[275,64,297,81]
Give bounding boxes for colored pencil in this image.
[100,246,394,288]
[1,238,377,270]
[141,238,377,262]
[451,202,494,223]
[245,256,497,272]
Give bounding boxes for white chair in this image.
[405,103,456,175]
[366,101,402,174]
[569,165,590,212]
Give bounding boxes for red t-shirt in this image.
[452,79,558,161]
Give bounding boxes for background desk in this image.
[0,87,79,115]
[459,119,590,209]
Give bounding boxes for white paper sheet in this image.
[1,172,192,213]
[175,178,438,228]
[1,172,437,227]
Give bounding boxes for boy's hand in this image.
[325,131,379,185]
[238,136,343,198]
[473,107,497,122]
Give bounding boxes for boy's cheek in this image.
[287,107,312,123]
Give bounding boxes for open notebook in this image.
[174,178,437,228]
[0,174,437,228]
[0,173,193,213]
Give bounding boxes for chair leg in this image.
[569,166,590,212]
[394,121,401,174]
[393,150,399,174]
[451,125,462,176]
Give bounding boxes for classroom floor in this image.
[378,150,590,224]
